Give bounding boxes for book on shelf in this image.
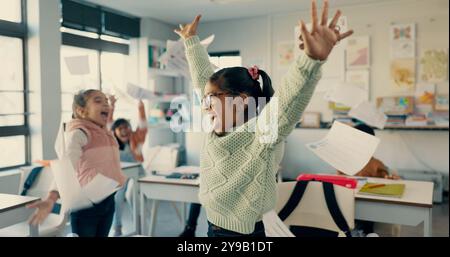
[148,45,166,69]
[385,115,407,127]
[405,114,429,127]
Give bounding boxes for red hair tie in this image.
[248,65,260,81]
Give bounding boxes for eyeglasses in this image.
[201,92,230,110]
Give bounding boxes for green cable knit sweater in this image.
[185,36,324,234]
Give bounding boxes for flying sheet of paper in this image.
[324,82,368,108]
[349,101,388,129]
[306,121,380,176]
[126,83,157,100]
[82,173,120,204]
[159,35,217,78]
[64,55,90,75]
[50,158,93,213]
[263,210,295,237]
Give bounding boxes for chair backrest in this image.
[0,170,22,194]
[19,166,55,199]
[18,166,68,235]
[275,181,355,237]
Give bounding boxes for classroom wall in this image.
[187,0,450,189]
[141,17,178,42]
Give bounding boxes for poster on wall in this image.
[390,58,416,92]
[276,41,295,69]
[294,16,348,93]
[390,23,416,59]
[346,36,370,69]
[419,49,449,83]
[345,69,370,94]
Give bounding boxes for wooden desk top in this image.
[355,177,434,208]
[0,194,39,214]
[138,175,200,187]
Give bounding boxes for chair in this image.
[0,170,21,194]
[0,166,69,237]
[265,180,355,237]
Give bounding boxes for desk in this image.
[139,176,200,236]
[355,177,434,237]
[0,194,40,236]
[139,176,434,237]
[120,162,142,236]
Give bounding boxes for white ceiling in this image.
[86,0,396,25]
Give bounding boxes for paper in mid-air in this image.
[306,121,380,176]
[126,83,158,100]
[64,55,90,75]
[324,82,368,108]
[159,35,217,78]
[349,101,388,129]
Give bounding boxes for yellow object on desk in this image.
[359,183,406,198]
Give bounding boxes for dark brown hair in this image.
[209,67,274,112]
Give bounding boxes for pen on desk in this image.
[367,184,385,189]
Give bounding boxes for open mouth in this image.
[100,111,109,118]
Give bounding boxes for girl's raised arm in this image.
[257,0,353,146]
[175,15,214,96]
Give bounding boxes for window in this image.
[0,0,21,23]
[101,51,136,122]
[60,45,100,122]
[0,0,29,170]
[209,51,242,70]
[59,0,139,123]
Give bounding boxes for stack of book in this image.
[385,115,407,127]
[405,114,428,127]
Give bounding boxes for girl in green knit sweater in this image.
[174,0,353,237]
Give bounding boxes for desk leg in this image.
[29,224,38,237]
[149,200,159,237]
[133,179,140,235]
[182,203,186,227]
[140,193,146,235]
[424,208,432,237]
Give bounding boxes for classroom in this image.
[0,0,448,240]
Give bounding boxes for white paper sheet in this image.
[158,35,216,78]
[324,82,368,108]
[126,83,157,100]
[348,101,388,129]
[82,173,120,204]
[263,210,295,237]
[50,158,93,213]
[306,121,380,176]
[64,55,90,75]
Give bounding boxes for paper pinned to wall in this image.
[348,101,387,129]
[390,23,416,59]
[64,55,90,75]
[324,82,368,108]
[306,121,380,176]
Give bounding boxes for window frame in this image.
[0,0,30,171]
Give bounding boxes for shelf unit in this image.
[140,38,191,165]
